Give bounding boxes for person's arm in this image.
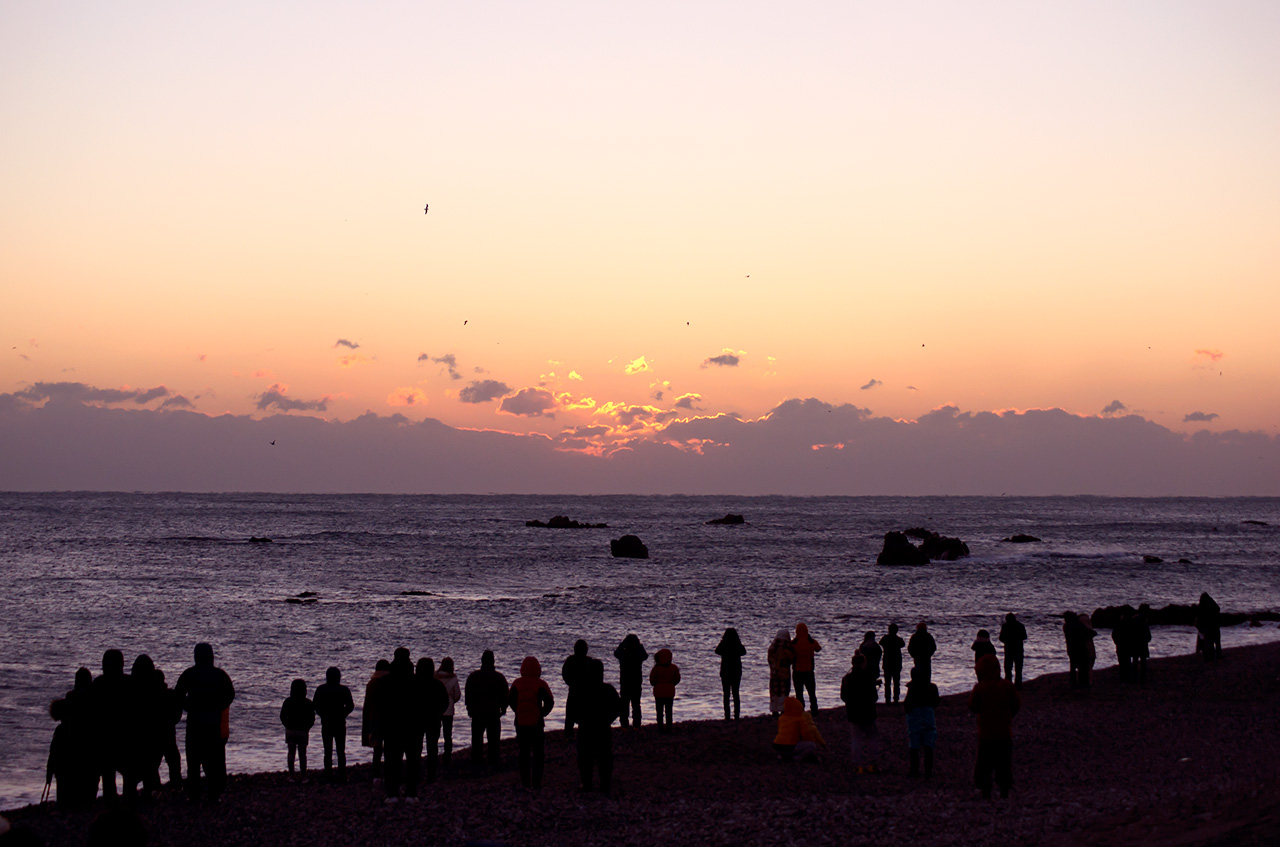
[538,683,554,718]
[342,687,355,718]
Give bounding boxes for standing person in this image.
[174,643,235,803]
[313,667,354,784]
[379,648,420,803]
[362,659,391,780]
[613,634,648,729]
[1063,611,1086,687]
[560,640,593,742]
[1133,605,1153,684]
[1112,611,1135,682]
[46,699,82,809]
[971,629,997,673]
[880,624,906,704]
[57,668,98,807]
[92,649,130,801]
[857,631,883,701]
[1079,612,1098,681]
[791,623,822,711]
[154,667,183,789]
[1195,593,1222,660]
[464,650,509,766]
[968,654,1021,799]
[508,656,554,790]
[840,653,879,773]
[714,627,747,721]
[279,679,315,778]
[648,649,681,731]
[766,630,795,716]
[903,666,939,778]
[908,622,937,683]
[772,697,825,762]
[123,655,166,800]
[998,613,1028,689]
[415,658,449,784]
[576,660,620,793]
[434,657,462,768]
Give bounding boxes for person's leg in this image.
[335,724,347,780]
[470,719,484,763]
[631,690,642,727]
[974,740,992,799]
[441,716,453,767]
[576,735,593,789]
[287,736,297,773]
[850,723,860,767]
[731,679,741,720]
[403,740,420,798]
[209,738,227,801]
[1014,654,1024,688]
[486,718,501,765]
[564,693,575,740]
[321,726,334,777]
[372,739,384,777]
[516,726,532,788]
[995,739,1012,798]
[721,679,732,720]
[185,732,202,801]
[384,739,402,798]
[531,727,545,789]
[425,720,440,782]
[163,732,182,787]
[924,745,934,777]
[298,734,307,774]
[598,733,614,794]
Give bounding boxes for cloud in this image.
[337,354,372,369]
[1193,349,1224,364]
[334,339,360,350]
[458,379,511,404]
[650,380,671,402]
[906,385,919,391]
[1100,400,1128,417]
[417,353,430,363]
[568,371,583,381]
[500,388,558,418]
[860,379,883,390]
[431,353,462,380]
[701,350,742,368]
[624,356,650,375]
[252,369,274,379]
[8,382,172,407]
[160,395,195,410]
[673,393,702,411]
[255,383,329,413]
[388,387,429,407]
[1184,411,1219,423]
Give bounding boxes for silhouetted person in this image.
[174,643,235,802]
[154,668,183,788]
[508,656,554,790]
[613,634,648,728]
[840,653,879,773]
[903,666,939,778]
[1134,605,1152,683]
[649,648,680,731]
[969,654,1021,799]
[908,622,937,683]
[1063,611,1096,687]
[279,678,315,777]
[464,650,508,765]
[58,667,99,806]
[772,696,825,762]
[362,659,390,779]
[434,657,462,767]
[880,624,906,703]
[1112,610,1136,682]
[1196,592,1222,660]
[857,631,883,701]
[971,629,997,674]
[415,657,449,783]
[792,623,821,711]
[47,699,87,809]
[313,667,354,783]
[123,654,166,799]
[767,630,795,715]
[715,627,746,720]
[560,639,593,741]
[92,649,129,800]
[379,648,420,802]
[575,659,620,793]
[998,613,1028,689]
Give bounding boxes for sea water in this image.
[2,493,1278,809]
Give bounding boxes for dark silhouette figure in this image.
[378,648,420,802]
[880,624,906,703]
[362,659,391,778]
[57,667,99,806]
[313,666,354,783]
[508,656,554,790]
[1196,592,1222,660]
[280,678,315,776]
[969,654,1021,799]
[47,698,92,809]
[840,653,879,772]
[1113,610,1136,682]
[998,613,1028,689]
[464,649,509,765]
[613,634,648,728]
[560,639,593,741]
[1133,605,1152,683]
[415,657,449,783]
[92,649,129,801]
[767,630,795,715]
[903,665,939,778]
[791,623,821,711]
[575,659,620,792]
[772,696,825,762]
[971,629,997,675]
[123,654,167,799]
[908,622,937,683]
[174,643,235,802]
[714,627,746,720]
[1063,611,1097,687]
[154,668,183,788]
[434,657,462,767]
[649,648,681,731]
[857,631,883,701]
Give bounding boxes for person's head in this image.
[130,654,154,679]
[774,629,790,643]
[393,646,411,664]
[723,627,740,644]
[50,698,67,721]
[520,656,541,678]
[290,678,306,698]
[888,623,899,635]
[587,658,604,685]
[194,643,214,666]
[976,629,989,639]
[976,654,1001,681]
[782,696,803,717]
[851,653,866,669]
[439,657,454,674]
[573,639,588,657]
[622,633,640,649]
[74,667,92,690]
[417,657,436,677]
[326,666,341,685]
[863,631,875,641]
[375,659,391,673]
[1138,603,1150,617]
[655,648,673,665]
[481,649,495,669]
[910,665,928,684]
[102,649,124,675]
[916,622,928,632]
[1063,611,1075,621]
[1005,612,1017,623]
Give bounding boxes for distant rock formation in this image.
[877,529,969,565]
[876,532,930,566]
[399,590,435,596]
[1242,520,1269,526]
[610,535,649,559]
[526,515,608,528]
[285,591,318,605]
[707,514,745,525]
[1002,534,1042,543]
[1143,555,1164,564]
[249,536,272,543]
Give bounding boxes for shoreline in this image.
[6,642,1280,846]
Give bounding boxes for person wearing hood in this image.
[174,643,235,802]
[464,650,509,765]
[998,613,1028,689]
[908,622,937,683]
[313,666,354,783]
[792,623,821,711]
[714,627,747,721]
[123,654,166,799]
[279,679,315,777]
[561,639,593,742]
[648,648,681,731]
[415,658,450,784]
[968,653,1021,799]
[378,648,420,802]
[362,659,391,779]
[56,668,98,807]
[575,659,620,793]
[903,665,939,778]
[857,631,883,701]
[772,696,825,762]
[766,630,795,716]
[434,657,463,767]
[47,698,89,810]
[613,634,648,729]
[840,653,879,773]
[92,649,129,801]
[971,630,997,675]
[880,624,906,704]
[1195,592,1222,660]
[508,656,554,790]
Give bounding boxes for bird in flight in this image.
[423,204,429,214]
[270,440,276,446]
[463,320,468,325]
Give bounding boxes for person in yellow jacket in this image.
[772,696,826,762]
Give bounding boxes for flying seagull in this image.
[270,440,276,446]
[423,204,429,214]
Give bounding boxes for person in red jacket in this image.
[648,649,681,731]
[508,656,554,790]
[968,653,1021,799]
[792,623,822,711]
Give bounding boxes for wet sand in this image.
[6,640,1279,846]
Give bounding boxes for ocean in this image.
[2,493,1278,810]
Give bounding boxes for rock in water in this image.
[1002,534,1042,543]
[610,535,649,559]
[876,531,930,566]
[526,515,608,528]
[706,514,745,525]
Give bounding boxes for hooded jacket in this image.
[840,663,877,726]
[175,643,235,732]
[280,680,316,732]
[968,654,1020,740]
[465,654,510,719]
[792,624,821,673]
[648,649,681,698]
[773,697,825,747]
[972,632,997,663]
[509,656,554,728]
[313,669,355,728]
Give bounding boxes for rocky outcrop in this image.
[1143,555,1164,564]
[1002,534,1042,543]
[526,515,608,528]
[610,535,649,559]
[706,514,745,525]
[877,528,969,565]
[876,532,930,566]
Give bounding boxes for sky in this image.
[3,1,1278,493]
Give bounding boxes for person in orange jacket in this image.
[968,653,1021,799]
[648,649,681,732]
[508,656,554,790]
[772,696,826,762]
[792,622,822,711]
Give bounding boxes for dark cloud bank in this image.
[1,390,1276,494]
